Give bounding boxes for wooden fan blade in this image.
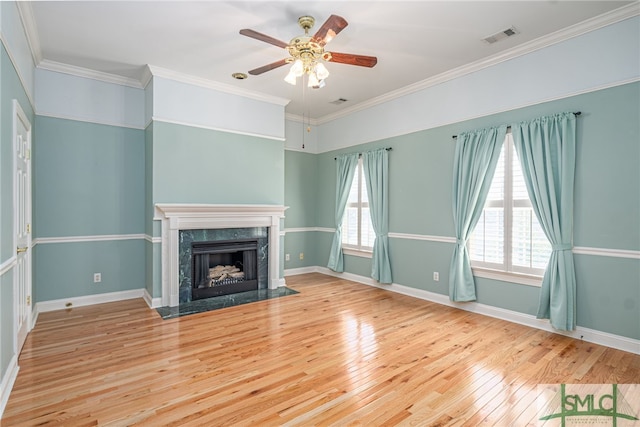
[248,59,289,75]
[313,14,348,46]
[239,29,288,49]
[327,52,378,68]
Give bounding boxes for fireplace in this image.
[154,204,287,307]
[191,239,259,300]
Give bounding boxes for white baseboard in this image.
[0,355,19,419]
[284,266,318,276]
[35,289,146,313]
[143,288,163,308]
[34,280,292,313]
[286,266,640,355]
[30,308,39,332]
[16,280,292,343]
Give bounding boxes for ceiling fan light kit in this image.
[240,14,377,89]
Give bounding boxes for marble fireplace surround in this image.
[155,204,287,307]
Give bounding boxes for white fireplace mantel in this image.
[155,204,288,307]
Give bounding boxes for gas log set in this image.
[205,264,246,287]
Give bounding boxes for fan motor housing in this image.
[288,36,324,61]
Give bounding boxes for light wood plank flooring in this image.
[3,273,639,426]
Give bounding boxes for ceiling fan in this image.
[240,14,377,88]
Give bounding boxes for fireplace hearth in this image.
[191,239,258,300]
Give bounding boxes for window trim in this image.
[471,267,542,287]
[469,133,549,282]
[343,247,373,258]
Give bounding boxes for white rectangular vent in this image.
[330,98,348,105]
[483,26,519,44]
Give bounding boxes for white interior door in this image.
[14,100,32,352]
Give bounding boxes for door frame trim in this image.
[12,99,33,353]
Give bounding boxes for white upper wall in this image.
[317,16,640,153]
[151,75,286,141]
[35,66,289,139]
[0,1,35,105]
[35,68,146,129]
[284,117,318,153]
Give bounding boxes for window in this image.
[342,158,376,254]
[468,133,552,281]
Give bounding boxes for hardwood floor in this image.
[3,273,639,426]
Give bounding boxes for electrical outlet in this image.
[94,273,102,283]
[285,253,290,261]
[433,272,439,282]
[299,252,304,260]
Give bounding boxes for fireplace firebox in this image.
[191,239,258,300]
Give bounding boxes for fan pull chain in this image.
[302,75,306,149]
[307,77,312,139]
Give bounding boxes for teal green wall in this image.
[574,255,639,338]
[151,121,284,205]
[35,240,145,301]
[33,116,145,302]
[291,82,639,340]
[144,123,154,236]
[284,150,317,227]
[389,239,454,295]
[283,150,319,269]
[35,117,144,237]
[283,231,320,270]
[572,84,640,250]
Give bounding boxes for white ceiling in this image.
[23,1,636,120]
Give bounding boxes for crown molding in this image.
[140,65,154,89]
[37,60,144,89]
[316,3,640,125]
[17,1,143,90]
[147,65,290,107]
[15,0,41,66]
[285,112,319,126]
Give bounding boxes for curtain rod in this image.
[334,147,392,160]
[451,112,582,139]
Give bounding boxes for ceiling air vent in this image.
[483,26,519,44]
[330,98,348,105]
